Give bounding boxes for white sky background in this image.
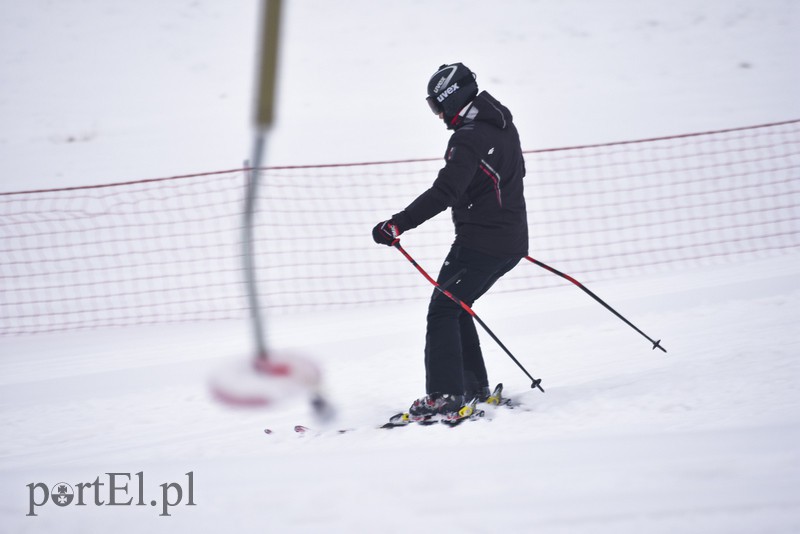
[0,0,798,191]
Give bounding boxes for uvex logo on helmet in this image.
[436,83,460,103]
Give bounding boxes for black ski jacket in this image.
[393,91,529,258]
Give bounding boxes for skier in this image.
[372,63,529,417]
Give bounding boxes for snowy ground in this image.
[1,0,799,532]
[1,253,799,533]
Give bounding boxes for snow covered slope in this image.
[0,255,798,533]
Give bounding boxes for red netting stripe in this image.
[2,119,798,335]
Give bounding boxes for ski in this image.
[485,383,521,409]
[381,383,521,428]
[262,425,353,435]
[294,425,352,435]
[265,383,523,436]
[381,397,485,429]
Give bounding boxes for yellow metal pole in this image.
[244,0,282,359]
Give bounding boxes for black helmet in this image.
[426,63,478,126]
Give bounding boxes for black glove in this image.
[372,219,402,246]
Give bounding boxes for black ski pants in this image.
[424,245,522,396]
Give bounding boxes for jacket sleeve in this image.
[392,141,480,232]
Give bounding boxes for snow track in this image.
[1,255,798,532]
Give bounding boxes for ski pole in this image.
[524,256,666,353]
[393,241,545,392]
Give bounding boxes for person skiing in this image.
[372,63,529,417]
